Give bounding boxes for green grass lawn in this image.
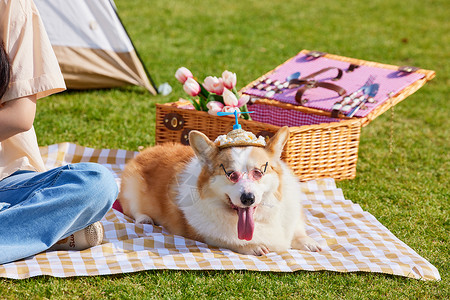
[1,0,449,298]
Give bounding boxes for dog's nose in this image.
[240,192,255,206]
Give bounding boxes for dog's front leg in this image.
[229,243,270,256]
[291,225,322,252]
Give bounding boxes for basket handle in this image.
[293,81,347,105]
[288,67,346,105]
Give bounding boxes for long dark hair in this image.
[0,41,11,99]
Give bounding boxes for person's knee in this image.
[67,163,118,209]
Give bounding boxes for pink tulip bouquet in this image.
[175,67,251,120]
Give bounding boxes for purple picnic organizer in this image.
[242,52,425,118]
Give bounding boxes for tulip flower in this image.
[206,101,224,116]
[222,106,240,116]
[222,88,239,107]
[183,77,201,97]
[203,76,224,95]
[237,94,250,107]
[174,66,249,119]
[222,70,237,90]
[220,89,251,118]
[175,67,193,84]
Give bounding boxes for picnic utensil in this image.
[263,71,302,97]
[347,75,375,99]
[286,71,301,82]
[331,75,375,117]
[256,71,301,92]
[347,83,379,117]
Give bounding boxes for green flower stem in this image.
[240,104,252,120]
[197,84,211,111]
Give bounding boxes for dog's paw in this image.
[292,236,322,252]
[234,244,270,256]
[135,214,155,225]
[252,245,270,256]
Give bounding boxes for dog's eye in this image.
[249,169,264,181]
[228,171,241,183]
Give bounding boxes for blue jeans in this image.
[0,163,118,264]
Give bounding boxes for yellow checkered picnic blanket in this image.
[0,143,440,280]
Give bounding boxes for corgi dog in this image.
[118,126,321,255]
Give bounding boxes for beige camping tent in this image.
[34,0,157,94]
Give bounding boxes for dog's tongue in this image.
[237,206,256,241]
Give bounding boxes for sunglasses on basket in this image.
[219,162,269,183]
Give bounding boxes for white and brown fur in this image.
[118,127,321,255]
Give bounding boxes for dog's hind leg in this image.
[135,213,156,225]
[120,174,158,225]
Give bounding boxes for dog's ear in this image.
[189,130,217,167]
[265,126,289,158]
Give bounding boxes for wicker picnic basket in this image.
[156,50,435,181]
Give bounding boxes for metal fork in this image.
[348,75,375,99]
[338,76,376,114]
